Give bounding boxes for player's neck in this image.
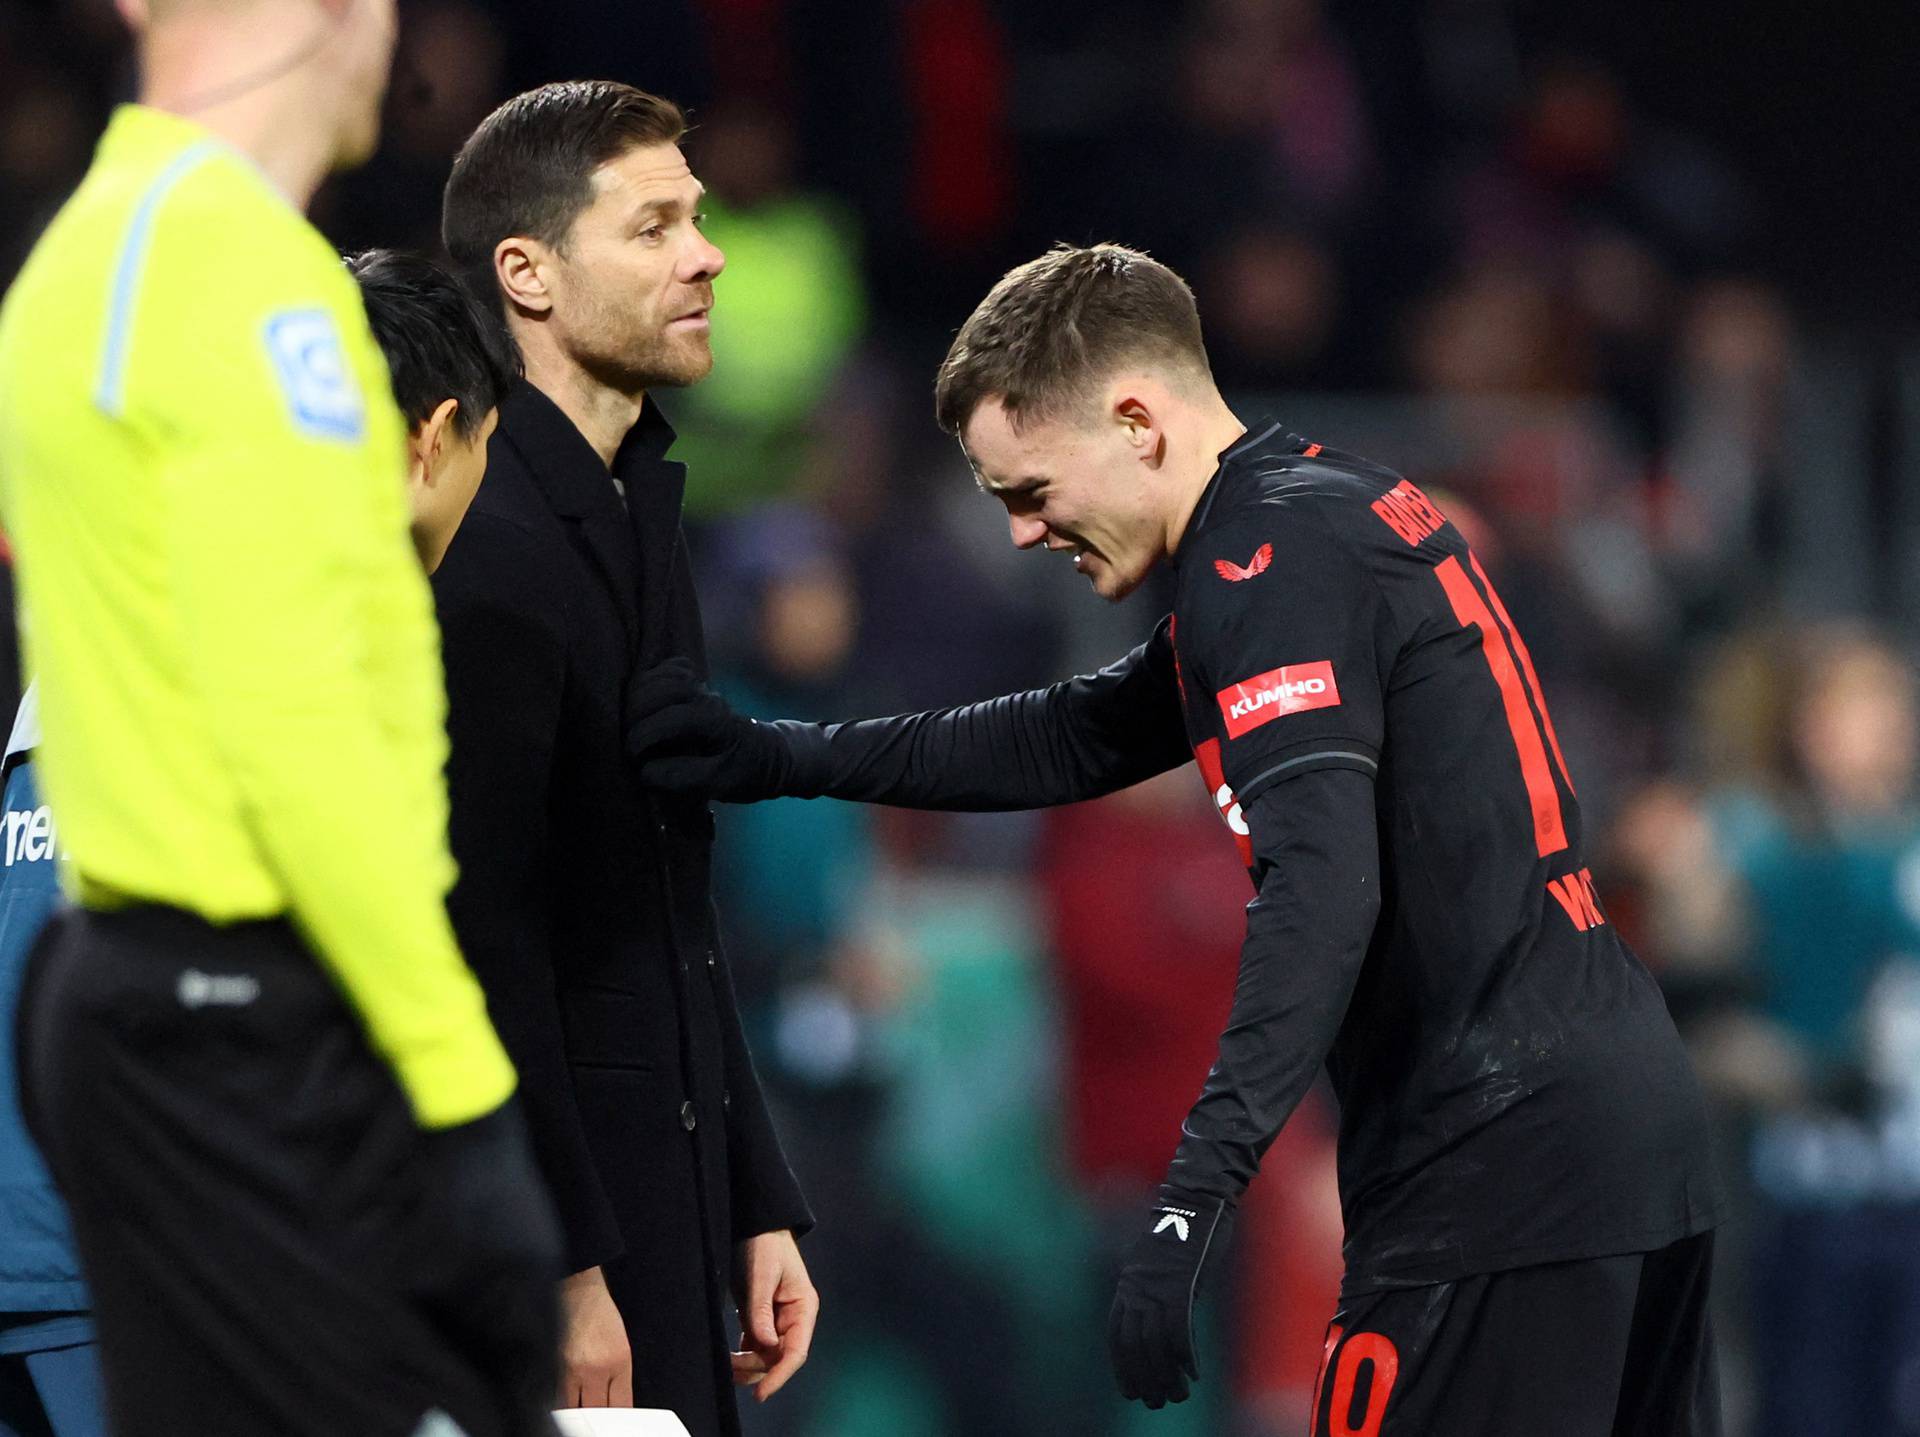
[517,342,644,472]
[136,27,343,211]
[1165,400,1248,558]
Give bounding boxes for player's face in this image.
[545,143,724,393]
[329,0,398,169]
[962,398,1164,602]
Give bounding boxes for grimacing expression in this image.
[962,397,1163,603]
[547,142,725,392]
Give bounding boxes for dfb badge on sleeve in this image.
[263,309,365,443]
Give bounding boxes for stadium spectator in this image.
[669,102,868,521]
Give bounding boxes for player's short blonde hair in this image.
[933,244,1213,436]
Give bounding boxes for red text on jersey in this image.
[1371,479,1447,547]
[1217,660,1341,739]
[1547,868,1607,931]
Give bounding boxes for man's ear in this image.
[409,398,461,486]
[496,238,554,318]
[114,0,150,32]
[1112,391,1166,467]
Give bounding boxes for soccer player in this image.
[627,244,1726,1435]
[0,3,559,1435]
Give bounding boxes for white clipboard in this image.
[551,1411,692,1437]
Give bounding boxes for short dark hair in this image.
[933,243,1212,436]
[441,81,688,310]
[346,249,518,441]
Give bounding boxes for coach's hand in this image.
[625,658,792,802]
[1108,1190,1235,1408]
[732,1228,818,1402]
[557,1265,632,1408]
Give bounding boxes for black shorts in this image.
[17,906,561,1437]
[1311,1232,1721,1437]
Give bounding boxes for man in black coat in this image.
[436,81,816,1434]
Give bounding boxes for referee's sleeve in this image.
[148,267,513,1129]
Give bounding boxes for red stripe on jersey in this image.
[1436,555,1569,857]
[1470,552,1575,796]
[1193,738,1254,867]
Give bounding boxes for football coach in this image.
[438,81,816,1433]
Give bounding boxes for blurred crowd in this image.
[4,0,1917,1433]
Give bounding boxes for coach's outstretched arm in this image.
[1109,766,1380,1409]
[626,616,1189,810]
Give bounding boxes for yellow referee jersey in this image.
[0,105,512,1129]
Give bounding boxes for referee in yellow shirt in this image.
[0,3,560,1434]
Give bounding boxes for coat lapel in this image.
[622,449,688,669]
[496,381,641,652]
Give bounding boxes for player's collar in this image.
[1170,416,1289,564]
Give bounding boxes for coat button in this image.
[680,1100,697,1132]
[706,949,717,971]
[722,1088,732,1113]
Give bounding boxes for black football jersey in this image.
[1165,421,1722,1292]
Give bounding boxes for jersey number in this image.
[1434,554,1574,857]
[1313,1326,1400,1437]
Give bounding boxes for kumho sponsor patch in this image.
[1217,661,1340,739]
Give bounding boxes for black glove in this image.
[1107,1190,1235,1408]
[624,657,792,802]
[407,1098,564,1433]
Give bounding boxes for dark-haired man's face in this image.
[546,142,723,391]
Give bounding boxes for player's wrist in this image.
[759,719,824,798]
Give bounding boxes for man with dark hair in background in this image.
[438,82,816,1432]
[347,247,517,572]
[629,243,1726,1437]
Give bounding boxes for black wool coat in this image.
[432,380,811,1437]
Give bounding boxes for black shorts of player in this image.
[1311,1233,1721,1437]
[16,905,562,1437]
